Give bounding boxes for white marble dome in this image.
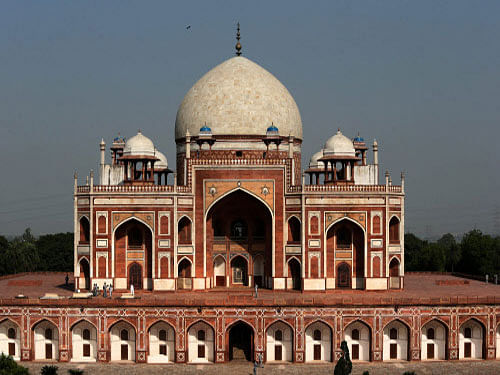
[323,129,355,157]
[155,149,168,169]
[309,150,326,169]
[175,56,302,140]
[123,131,156,157]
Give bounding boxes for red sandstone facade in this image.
[1,52,498,365]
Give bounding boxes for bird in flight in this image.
[186,25,191,30]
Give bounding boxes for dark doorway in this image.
[231,257,248,286]
[288,259,301,291]
[337,262,351,289]
[80,258,90,290]
[228,322,253,361]
[121,344,128,360]
[128,263,142,290]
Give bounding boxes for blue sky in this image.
[1,1,499,237]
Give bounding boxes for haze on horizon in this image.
[1,0,499,239]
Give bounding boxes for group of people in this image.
[92,282,113,298]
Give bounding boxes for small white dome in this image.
[123,131,155,157]
[309,150,326,169]
[155,149,168,169]
[175,56,302,140]
[323,129,355,157]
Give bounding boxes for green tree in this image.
[458,230,497,276]
[0,353,30,375]
[36,233,73,272]
[438,233,460,272]
[404,233,426,271]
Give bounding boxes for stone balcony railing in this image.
[288,184,403,193]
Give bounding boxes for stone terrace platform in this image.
[0,272,498,307]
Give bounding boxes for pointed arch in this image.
[266,319,294,362]
[287,257,301,290]
[178,215,193,245]
[71,319,97,362]
[205,187,275,285]
[70,319,98,332]
[111,216,154,281]
[344,319,371,361]
[304,320,332,362]
[205,187,273,217]
[421,319,448,360]
[0,318,21,359]
[287,215,301,243]
[325,217,366,284]
[389,215,400,244]
[148,320,175,363]
[79,215,90,244]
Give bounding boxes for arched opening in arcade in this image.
[110,321,136,362]
[0,320,20,360]
[188,321,214,363]
[383,320,409,361]
[227,321,254,361]
[421,319,448,360]
[287,258,301,291]
[148,321,175,363]
[344,320,371,361]
[33,320,59,361]
[206,190,272,289]
[305,321,332,362]
[71,320,97,362]
[266,321,293,362]
[459,319,485,360]
[114,219,153,291]
[326,219,364,289]
[78,257,90,291]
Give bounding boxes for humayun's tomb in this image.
[0,31,499,366]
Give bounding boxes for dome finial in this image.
[235,22,242,56]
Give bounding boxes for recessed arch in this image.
[421,319,448,360]
[148,320,175,363]
[205,187,273,217]
[389,215,400,244]
[287,215,301,243]
[344,320,371,361]
[111,216,154,283]
[325,217,366,287]
[70,319,97,332]
[205,188,274,287]
[0,319,21,359]
[305,320,332,362]
[266,320,294,362]
[459,318,485,359]
[186,319,215,333]
[77,257,90,290]
[178,215,193,244]
[287,257,301,290]
[109,320,136,362]
[383,319,410,361]
[187,320,215,363]
[71,320,97,362]
[33,319,59,360]
[226,320,255,361]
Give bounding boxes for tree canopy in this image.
[405,230,500,276]
[0,228,73,276]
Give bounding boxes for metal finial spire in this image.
[235,22,242,56]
